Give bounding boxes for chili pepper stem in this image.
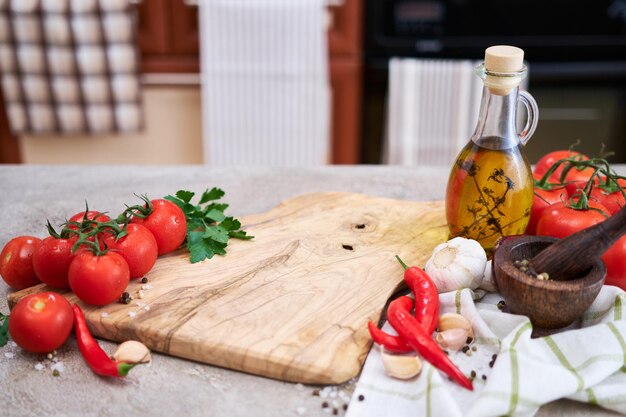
[118,363,136,376]
[395,255,409,271]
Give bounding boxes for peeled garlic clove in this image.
[381,350,423,380]
[436,328,469,352]
[437,313,474,340]
[113,340,151,364]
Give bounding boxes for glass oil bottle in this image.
[445,46,538,253]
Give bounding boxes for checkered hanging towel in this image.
[0,0,143,134]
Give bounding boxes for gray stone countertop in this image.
[0,165,622,417]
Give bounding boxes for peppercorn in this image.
[52,369,60,377]
[358,394,364,401]
[141,277,148,284]
[482,375,487,381]
[497,300,506,310]
[333,408,338,415]
[343,404,348,411]
[466,336,473,344]
[312,389,320,396]
[461,345,470,353]
[322,402,329,408]
[470,370,476,378]
[471,346,477,352]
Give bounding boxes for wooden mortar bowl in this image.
[493,235,606,329]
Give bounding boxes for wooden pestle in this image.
[530,203,626,281]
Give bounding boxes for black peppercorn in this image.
[358,394,365,401]
[141,277,148,284]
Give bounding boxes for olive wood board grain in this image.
[8,192,447,384]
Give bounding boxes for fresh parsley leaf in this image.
[0,313,9,348]
[168,187,253,263]
[199,187,225,204]
[176,190,196,204]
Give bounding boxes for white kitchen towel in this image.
[347,286,626,417]
[199,0,330,166]
[385,58,482,166]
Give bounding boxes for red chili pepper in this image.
[72,304,134,377]
[396,256,439,334]
[387,299,473,391]
[367,257,440,352]
[367,296,413,353]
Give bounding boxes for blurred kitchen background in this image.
[0,0,625,165]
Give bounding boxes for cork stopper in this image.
[483,45,525,95]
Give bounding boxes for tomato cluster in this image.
[0,198,187,353]
[529,150,626,290]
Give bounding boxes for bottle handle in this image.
[518,89,538,145]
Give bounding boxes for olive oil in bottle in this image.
[446,137,533,251]
[445,46,539,252]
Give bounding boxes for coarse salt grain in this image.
[295,383,305,391]
[101,312,109,318]
[144,305,151,311]
[128,311,137,318]
[4,352,15,359]
[136,301,145,307]
[35,363,45,371]
[51,362,64,373]
[10,342,17,347]
[295,406,306,415]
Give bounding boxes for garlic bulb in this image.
[381,349,423,380]
[424,237,487,292]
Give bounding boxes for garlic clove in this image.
[435,328,469,352]
[437,313,474,340]
[113,340,151,364]
[381,349,423,380]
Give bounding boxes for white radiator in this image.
[199,0,330,166]
[384,58,483,166]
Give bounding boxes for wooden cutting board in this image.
[8,192,447,384]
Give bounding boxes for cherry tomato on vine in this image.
[131,199,187,255]
[602,236,626,291]
[69,251,130,306]
[527,172,568,235]
[9,292,73,353]
[535,200,609,239]
[103,224,158,279]
[533,150,588,180]
[68,211,111,230]
[32,236,78,289]
[589,179,626,215]
[0,236,42,290]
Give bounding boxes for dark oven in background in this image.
[362,0,626,164]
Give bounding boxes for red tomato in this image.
[9,292,73,353]
[0,236,42,290]
[32,236,77,289]
[533,150,588,180]
[68,211,111,230]
[602,236,626,291]
[589,180,626,215]
[563,167,598,197]
[535,200,609,238]
[68,251,130,306]
[103,224,158,279]
[131,199,187,255]
[527,187,568,235]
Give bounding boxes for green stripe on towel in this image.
[507,322,531,415]
[544,336,585,391]
[607,322,626,365]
